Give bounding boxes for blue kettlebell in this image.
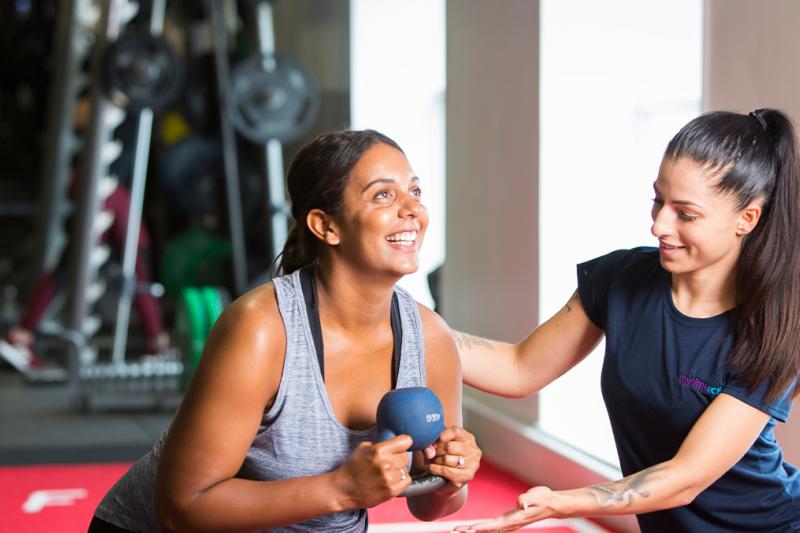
[377,387,446,497]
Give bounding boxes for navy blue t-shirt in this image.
[577,247,800,532]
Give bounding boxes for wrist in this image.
[323,470,357,514]
[550,488,592,519]
[547,490,568,519]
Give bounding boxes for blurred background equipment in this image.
[0,0,326,412]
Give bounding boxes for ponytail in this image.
[274,222,316,277]
[730,110,800,402]
[665,108,800,402]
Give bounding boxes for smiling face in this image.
[650,156,762,278]
[316,142,428,278]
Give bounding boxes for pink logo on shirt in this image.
[678,374,722,396]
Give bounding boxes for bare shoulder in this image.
[416,302,457,351]
[195,282,287,382]
[214,283,284,343]
[416,302,460,375]
[416,303,462,425]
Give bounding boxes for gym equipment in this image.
[200,286,227,328]
[377,387,447,497]
[158,136,265,230]
[176,287,207,379]
[207,0,248,295]
[229,53,320,144]
[205,0,314,292]
[33,0,94,278]
[161,227,231,296]
[52,0,184,411]
[102,29,184,112]
[176,285,229,384]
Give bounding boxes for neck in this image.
[313,260,399,332]
[671,259,737,318]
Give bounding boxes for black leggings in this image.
[87,516,135,533]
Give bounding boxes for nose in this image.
[398,192,423,218]
[650,203,672,238]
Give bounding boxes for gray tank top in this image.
[94,271,427,532]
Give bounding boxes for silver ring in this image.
[457,455,465,467]
[400,468,407,480]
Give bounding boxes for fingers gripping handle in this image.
[376,387,446,497]
[401,474,446,497]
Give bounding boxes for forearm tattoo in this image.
[564,289,579,313]
[453,332,495,351]
[584,464,666,509]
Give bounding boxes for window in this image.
[350,0,446,308]
[539,0,702,465]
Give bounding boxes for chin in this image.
[659,258,698,276]
[389,261,420,277]
[658,257,682,273]
[658,257,673,272]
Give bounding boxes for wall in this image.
[443,0,541,425]
[444,2,640,530]
[704,0,800,465]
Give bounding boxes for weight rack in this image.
[60,0,182,411]
[11,0,320,411]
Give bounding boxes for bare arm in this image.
[455,393,771,531]
[454,290,603,397]
[406,304,482,521]
[155,285,410,532]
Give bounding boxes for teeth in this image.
[387,231,417,243]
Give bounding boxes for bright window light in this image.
[539,0,703,465]
[350,0,446,308]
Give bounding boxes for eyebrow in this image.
[652,182,704,209]
[361,176,419,193]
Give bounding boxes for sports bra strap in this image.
[299,267,402,388]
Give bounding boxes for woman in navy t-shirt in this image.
[451,109,800,532]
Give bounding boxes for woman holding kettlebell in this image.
[90,129,481,532]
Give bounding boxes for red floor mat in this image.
[0,463,130,533]
[0,461,606,532]
[369,461,594,532]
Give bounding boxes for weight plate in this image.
[103,30,185,112]
[177,287,208,379]
[229,53,320,144]
[174,291,190,383]
[200,285,225,338]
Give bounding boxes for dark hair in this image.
[275,129,403,275]
[664,109,800,402]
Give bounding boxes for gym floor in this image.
[0,370,172,466]
[0,367,614,532]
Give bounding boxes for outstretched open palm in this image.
[453,486,556,532]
